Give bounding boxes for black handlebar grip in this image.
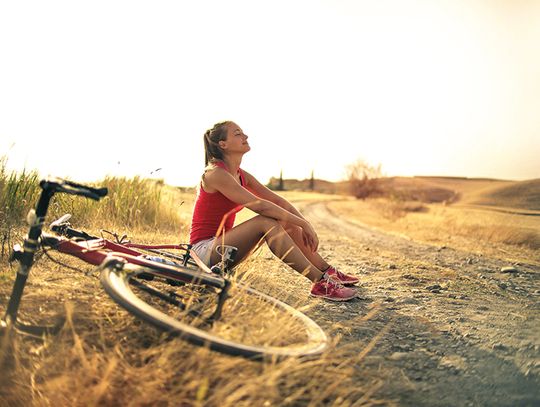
[93,187,108,197]
[63,180,108,198]
[40,178,108,201]
[75,187,108,201]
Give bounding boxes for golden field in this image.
[1,163,539,406]
[0,169,386,406]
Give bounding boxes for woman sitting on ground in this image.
[189,121,359,301]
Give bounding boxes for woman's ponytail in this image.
[203,121,231,166]
[203,130,214,166]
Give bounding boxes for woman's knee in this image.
[279,221,302,238]
[253,215,281,233]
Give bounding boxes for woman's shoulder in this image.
[203,161,227,178]
[203,160,226,176]
[202,162,231,189]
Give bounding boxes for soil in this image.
[292,200,540,406]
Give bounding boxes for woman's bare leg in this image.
[280,222,331,271]
[209,215,324,282]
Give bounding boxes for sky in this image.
[1,0,539,187]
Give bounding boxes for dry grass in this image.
[0,157,192,255]
[440,210,540,249]
[325,175,540,263]
[1,166,388,406]
[329,198,540,263]
[1,329,382,406]
[0,253,387,406]
[0,158,41,256]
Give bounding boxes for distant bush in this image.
[346,159,383,199]
[379,199,428,220]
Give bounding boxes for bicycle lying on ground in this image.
[0,178,328,359]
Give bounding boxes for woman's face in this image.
[220,122,250,154]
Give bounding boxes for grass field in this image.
[326,176,540,264]
[328,198,540,263]
[1,162,538,405]
[0,167,387,406]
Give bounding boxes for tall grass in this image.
[0,157,186,258]
[54,176,184,232]
[0,157,41,256]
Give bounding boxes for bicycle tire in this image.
[100,261,328,360]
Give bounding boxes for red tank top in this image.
[189,161,246,245]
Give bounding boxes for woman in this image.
[189,121,358,301]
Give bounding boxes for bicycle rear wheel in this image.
[100,260,328,360]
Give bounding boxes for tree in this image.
[278,169,284,191]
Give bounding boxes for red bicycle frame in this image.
[50,237,218,284]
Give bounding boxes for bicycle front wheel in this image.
[100,260,328,360]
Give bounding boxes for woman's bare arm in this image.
[242,170,305,219]
[205,168,303,226]
[204,168,318,250]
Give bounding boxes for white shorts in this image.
[191,237,216,267]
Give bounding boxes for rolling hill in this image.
[268,175,540,213]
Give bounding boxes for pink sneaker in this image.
[310,278,356,301]
[325,266,359,286]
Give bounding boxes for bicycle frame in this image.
[52,220,237,277]
[44,236,225,286]
[1,178,227,338]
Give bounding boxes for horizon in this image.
[1,150,534,189]
[258,172,534,185]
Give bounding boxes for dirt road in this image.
[298,200,540,406]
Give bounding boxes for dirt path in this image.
[298,200,540,406]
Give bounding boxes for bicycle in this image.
[1,178,328,360]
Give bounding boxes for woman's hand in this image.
[301,221,319,252]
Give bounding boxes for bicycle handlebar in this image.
[40,178,108,201]
[4,177,107,326]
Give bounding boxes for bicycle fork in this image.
[2,178,107,336]
[1,189,61,336]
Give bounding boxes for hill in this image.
[268,175,540,213]
[459,179,540,211]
